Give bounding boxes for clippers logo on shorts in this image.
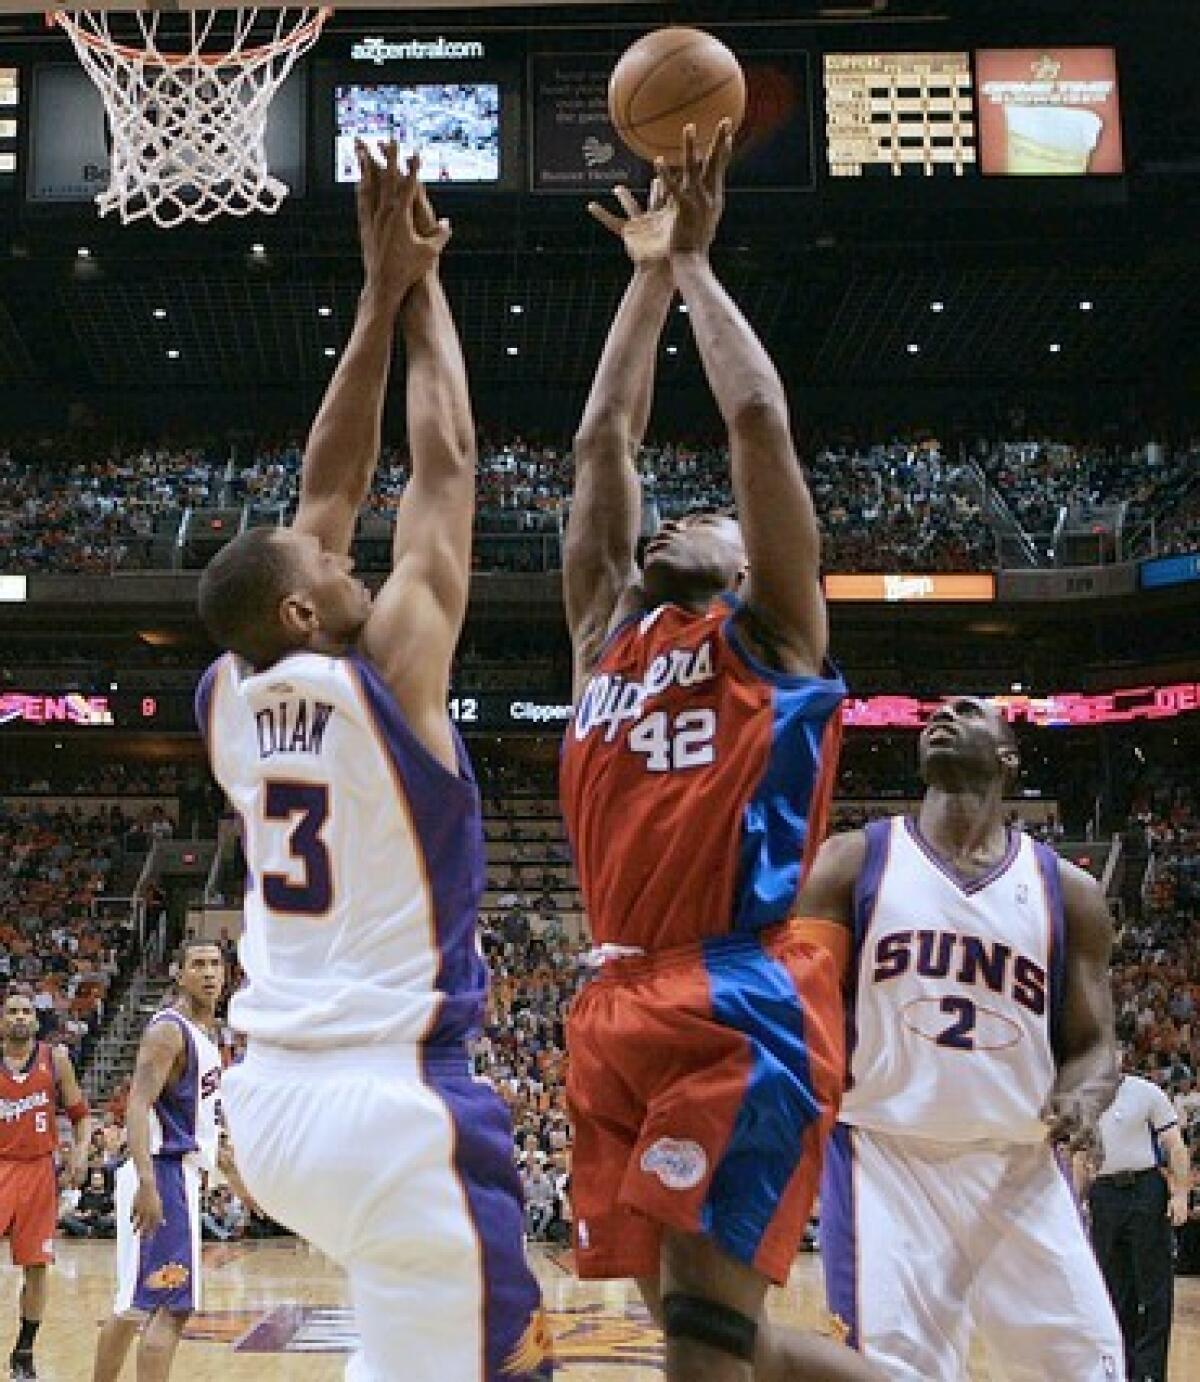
[145,1262,190,1291]
[501,1309,554,1375]
[640,1137,708,1190]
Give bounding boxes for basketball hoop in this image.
[48,7,332,228]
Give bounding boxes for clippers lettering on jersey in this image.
[255,699,335,760]
[200,1067,221,1099]
[574,639,716,742]
[872,928,1046,1015]
[0,1090,50,1123]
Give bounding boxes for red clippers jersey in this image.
[560,595,845,953]
[0,1044,59,1161]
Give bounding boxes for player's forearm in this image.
[301,286,397,509]
[1167,1142,1191,1196]
[671,251,787,426]
[575,264,674,461]
[401,275,476,481]
[70,1115,92,1169]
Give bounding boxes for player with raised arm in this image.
[91,941,230,1382]
[560,121,880,1382]
[193,144,550,1382]
[1,991,91,1382]
[800,695,1126,1381]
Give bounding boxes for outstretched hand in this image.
[655,118,735,257]
[588,178,675,267]
[355,140,451,309]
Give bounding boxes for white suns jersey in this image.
[841,815,1065,1145]
[196,650,487,1051]
[146,1009,222,1172]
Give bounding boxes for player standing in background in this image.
[561,121,879,1382]
[193,144,550,1381]
[1,990,91,1382]
[91,942,237,1382]
[800,695,1127,1381]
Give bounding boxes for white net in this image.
[51,7,331,228]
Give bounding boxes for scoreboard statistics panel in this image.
[824,52,975,178]
[0,68,17,179]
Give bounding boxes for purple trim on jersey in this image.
[819,1123,860,1349]
[349,653,488,1046]
[905,817,1020,896]
[846,820,893,1089]
[1033,841,1068,1059]
[852,820,892,951]
[193,656,222,748]
[133,1158,196,1315]
[149,1013,199,1159]
[420,1053,553,1380]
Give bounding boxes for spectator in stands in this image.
[59,1169,115,1239]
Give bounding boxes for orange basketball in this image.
[608,27,746,165]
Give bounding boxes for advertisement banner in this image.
[1139,551,1200,590]
[823,573,995,602]
[530,55,645,192]
[975,47,1123,176]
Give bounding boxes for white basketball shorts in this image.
[820,1123,1125,1382]
[221,1041,552,1382]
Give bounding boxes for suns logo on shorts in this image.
[145,1262,190,1291]
[640,1137,708,1190]
[501,1308,553,1375]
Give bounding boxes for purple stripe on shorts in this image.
[420,1055,552,1379]
[818,1123,859,1350]
[133,1158,196,1315]
[1033,841,1067,1057]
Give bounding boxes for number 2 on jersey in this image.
[628,709,716,772]
[261,781,333,916]
[935,995,977,1050]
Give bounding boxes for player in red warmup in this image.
[560,121,881,1382]
[1,990,91,1381]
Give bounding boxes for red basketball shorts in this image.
[566,918,847,1285]
[0,1157,58,1267]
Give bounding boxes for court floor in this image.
[1,1239,1196,1379]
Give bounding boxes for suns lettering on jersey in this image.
[870,929,1047,1016]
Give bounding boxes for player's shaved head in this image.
[198,526,299,667]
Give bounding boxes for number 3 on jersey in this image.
[261,781,333,916]
[628,709,716,773]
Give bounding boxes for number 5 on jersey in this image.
[261,780,333,916]
[628,709,716,773]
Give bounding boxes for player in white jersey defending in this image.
[92,941,238,1382]
[798,695,1126,1382]
[193,145,551,1382]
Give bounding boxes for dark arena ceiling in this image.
[0,1,1194,410]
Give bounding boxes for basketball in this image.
[608,27,746,165]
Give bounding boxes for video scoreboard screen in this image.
[334,82,501,184]
[824,52,975,178]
